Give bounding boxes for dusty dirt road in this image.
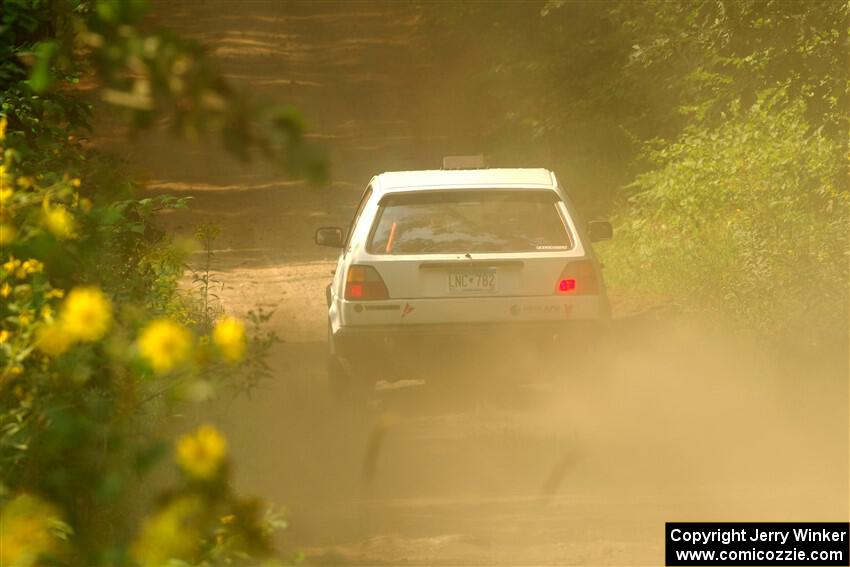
[100,2,849,564]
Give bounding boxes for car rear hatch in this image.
[342,188,606,325]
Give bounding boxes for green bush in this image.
[600,90,848,343]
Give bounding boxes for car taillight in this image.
[345,265,389,300]
[555,260,599,295]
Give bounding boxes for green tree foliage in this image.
[603,0,849,342]
[0,1,317,564]
[615,0,848,130]
[601,90,848,342]
[5,0,327,180]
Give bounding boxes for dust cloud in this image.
[97,1,849,564]
[188,309,846,565]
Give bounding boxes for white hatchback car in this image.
[315,168,612,386]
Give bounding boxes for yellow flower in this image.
[16,259,43,279]
[60,287,113,342]
[0,186,12,204]
[36,324,71,356]
[0,283,11,298]
[213,316,246,363]
[0,493,64,567]
[3,256,20,273]
[0,330,10,343]
[138,319,192,374]
[132,496,204,567]
[0,223,16,246]
[46,289,64,299]
[0,115,6,140]
[18,310,33,326]
[70,178,81,188]
[175,424,227,480]
[42,204,75,239]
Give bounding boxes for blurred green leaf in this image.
[28,41,58,93]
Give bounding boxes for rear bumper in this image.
[337,294,610,327]
[335,320,599,336]
[332,320,607,363]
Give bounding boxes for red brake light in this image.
[348,283,364,298]
[345,265,389,300]
[555,260,598,295]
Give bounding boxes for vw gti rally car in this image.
[315,166,612,386]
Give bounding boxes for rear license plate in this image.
[448,271,498,293]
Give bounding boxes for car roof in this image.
[371,168,559,194]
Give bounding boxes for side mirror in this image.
[315,227,344,248]
[588,220,613,242]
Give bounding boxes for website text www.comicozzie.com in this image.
[673,548,844,563]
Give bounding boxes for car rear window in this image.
[367,190,572,255]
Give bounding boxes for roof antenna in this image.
[442,155,485,170]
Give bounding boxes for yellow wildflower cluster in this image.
[132,496,204,567]
[2,257,43,280]
[175,424,228,480]
[0,494,65,567]
[0,257,49,348]
[138,319,192,374]
[42,202,76,239]
[36,287,113,356]
[1,119,16,247]
[213,316,246,363]
[36,324,71,357]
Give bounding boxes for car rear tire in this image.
[327,322,372,404]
